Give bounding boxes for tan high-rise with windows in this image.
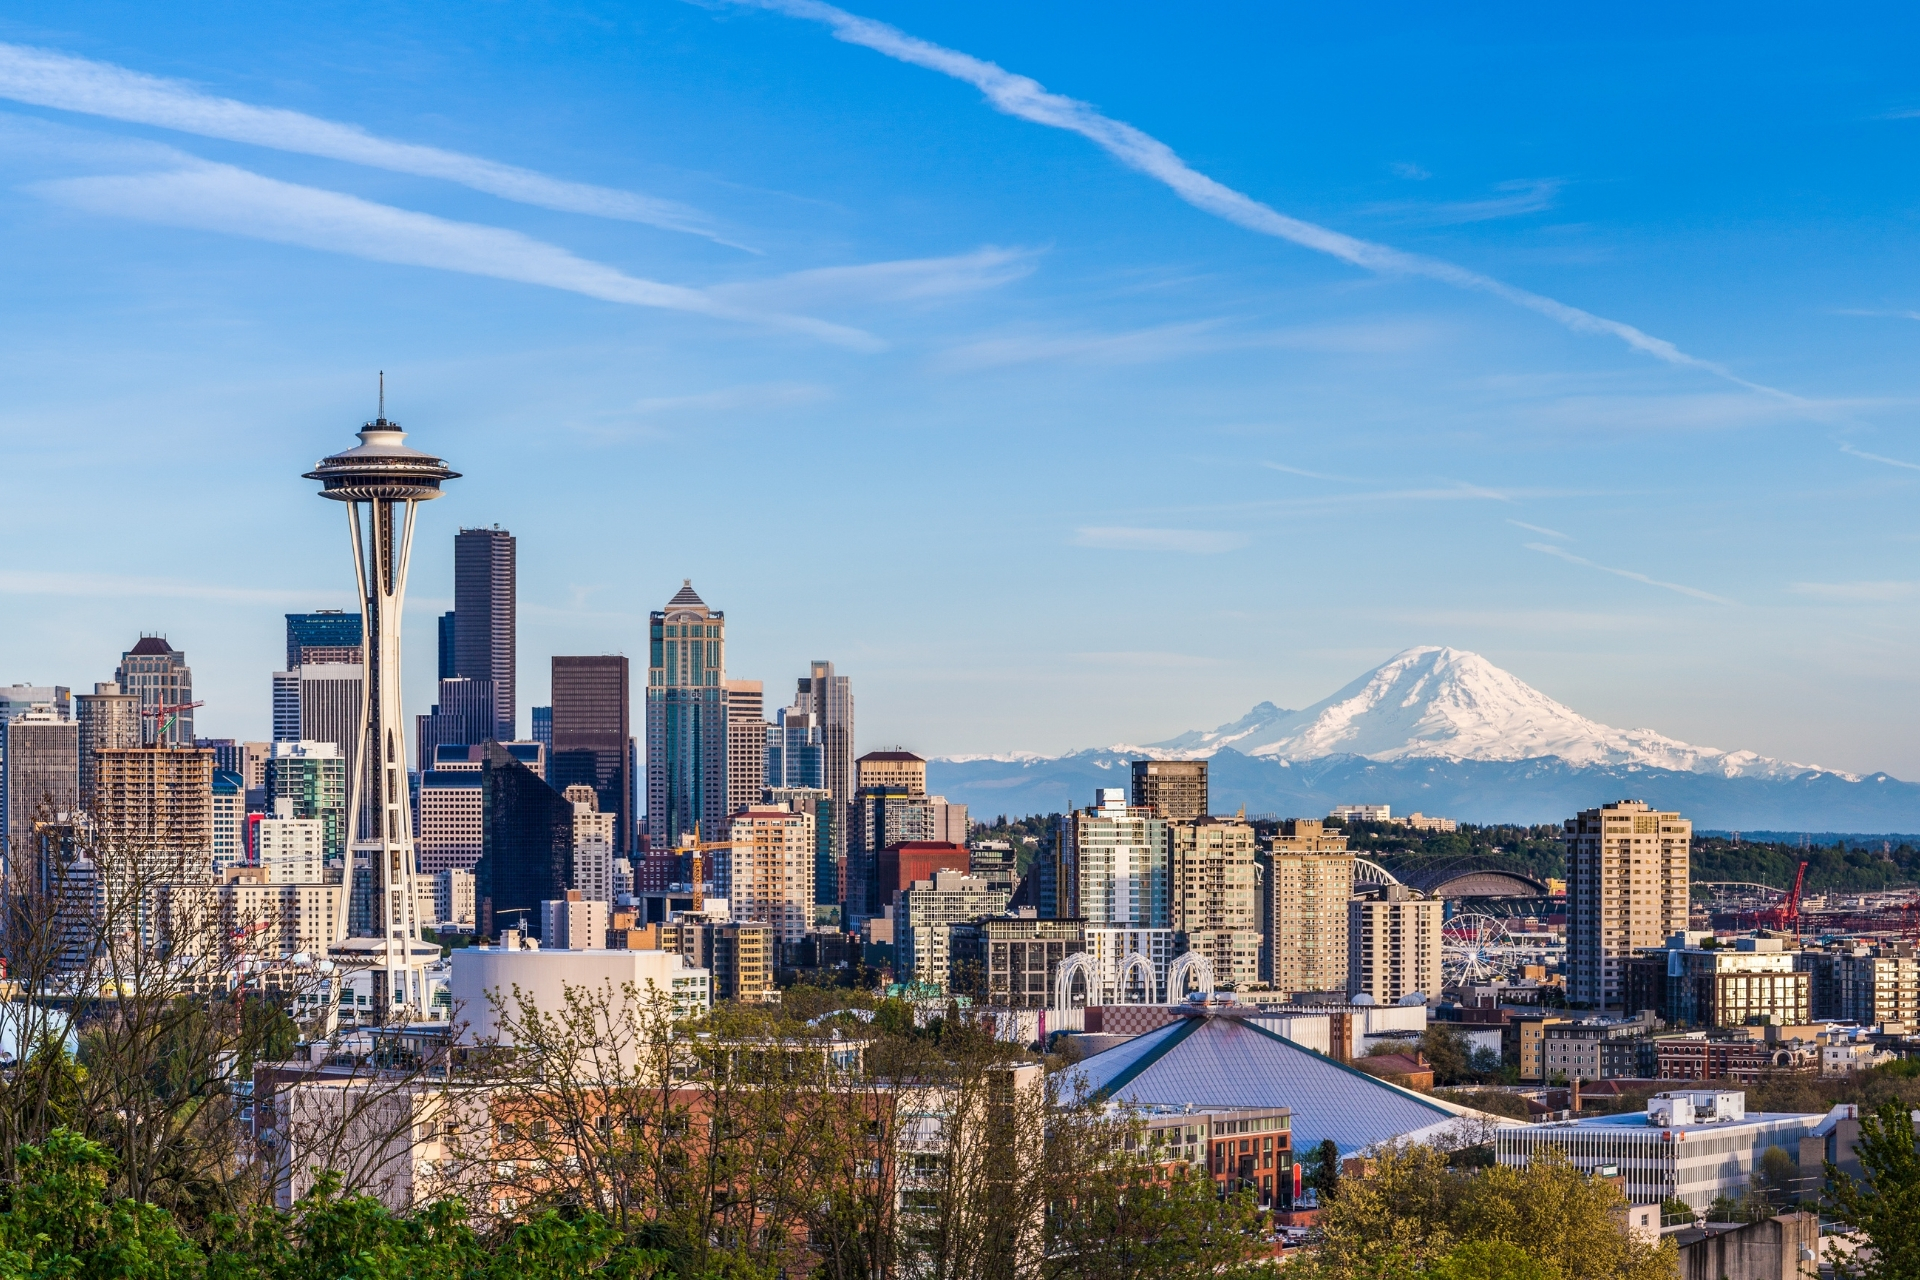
[724,680,765,819]
[1265,819,1354,998]
[1349,885,1443,1005]
[1566,799,1690,1008]
[93,747,214,881]
[855,750,925,795]
[1171,815,1261,988]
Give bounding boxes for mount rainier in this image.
[929,647,1920,831]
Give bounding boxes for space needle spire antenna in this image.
[304,380,460,1021]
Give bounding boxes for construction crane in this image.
[669,827,734,898]
[139,699,204,745]
[1757,860,1809,937]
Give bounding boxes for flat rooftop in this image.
[1537,1111,1819,1135]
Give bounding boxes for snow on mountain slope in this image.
[1142,646,1838,781]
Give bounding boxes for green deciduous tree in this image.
[1825,1097,1920,1280]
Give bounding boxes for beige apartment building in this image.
[565,784,617,902]
[727,805,816,943]
[1348,885,1443,1005]
[93,746,214,880]
[1171,815,1261,988]
[1265,818,1354,998]
[1565,799,1691,1008]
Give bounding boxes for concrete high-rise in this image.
[552,656,632,855]
[285,611,363,667]
[1565,799,1691,1009]
[1132,759,1208,821]
[305,398,459,1017]
[1264,818,1354,999]
[454,526,516,741]
[212,769,245,876]
[646,582,727,848]
[92,746,214,881]
[1170,815,1261,989]
[116,637,193,746]
[1349,885,1443,1004]
[724,680,765,820]
[74,682,139,809]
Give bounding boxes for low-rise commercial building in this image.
[1656,1033,1820,1084]
[1496,1090,1823,1210]
[1626,936,1811,1029]
[1540,1012,1662,1081]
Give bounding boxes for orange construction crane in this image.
[671,826,734,896]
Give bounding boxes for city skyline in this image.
[6,6,1920,777]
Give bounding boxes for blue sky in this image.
[4,3,1920,776]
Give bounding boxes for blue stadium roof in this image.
[1067,1013,1495,1155]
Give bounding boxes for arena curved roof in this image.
[1379,856,1549,899]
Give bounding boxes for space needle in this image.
[305,381,459,1020]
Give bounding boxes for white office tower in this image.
[1064,788,1176,1004]
[435,868,476,930]
[304,396,459,1019]
[565,783,617,902]
[259,812,327,884]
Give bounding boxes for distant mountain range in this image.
[928,647,1920,830]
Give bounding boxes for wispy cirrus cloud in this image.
[713,245,1036,309]
[1841,443,1920,472]
[1507,519,1570,540]
[727,0,1802,401]
[1526,542,1733,604]
[1366,177,1564,226]
[30,162,879,349]
[1789,581,1918,602]
[1261,461,1363,482]
[0,41,736,244]
[1072,526,1249,553]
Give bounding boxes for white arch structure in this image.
[1117,951,1157,1004]
[1354,858,1400,887]
[1166,951,1215,1003]
[1054,952,1096,1011]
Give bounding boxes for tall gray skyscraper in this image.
[0,685,70,852]
[4,708,78,851]
[271,672,301,742]
[454,526,516,742]
[115,636,193,745]
[793,661,854,859]
[75,682,139,809]
[646,582,727,847]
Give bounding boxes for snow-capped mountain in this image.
[926,646,1920,829]
[1144,646,1834,781]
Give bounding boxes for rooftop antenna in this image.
[378,370,385,421]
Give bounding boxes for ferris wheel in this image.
[1442,912,1514,986]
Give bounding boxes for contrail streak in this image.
[734,0,1802,401]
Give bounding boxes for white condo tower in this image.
[305,391,459,1020]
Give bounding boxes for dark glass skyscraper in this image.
[437,611,457,681]
[475,741,572,939]
[551,656,631,854]
[454,526,516,741]
[646,581,728,848]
